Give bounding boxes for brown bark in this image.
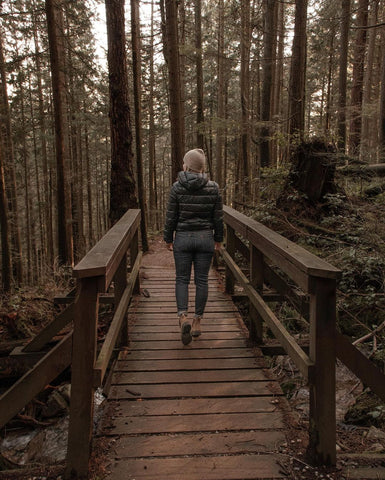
[349,0,369,156]
[148,0,158,228]
[216,0,225,189]
[0,140,11,292]
[105,0,137,223]
[131,0,148,251]
[380,31,385,159]
[45,0,74,265]
[337,0,350,152]
[288,0,308,140]
[195,0,204,149]
[240,0,251,199]
[0,17,23,284]
[162,0,185,181]
[260,0,276,167]
[272,0,284,165]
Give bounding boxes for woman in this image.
[164,148,223,345]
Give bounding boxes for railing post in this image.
[65,277,100,479]
[225,225,235,294]
[249,245,264,343]
[131,229,140,294]
[114,252,128,346]
[308,277,336,466]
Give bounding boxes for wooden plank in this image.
[128,331,243,341]
[102,411,284,435]
[23,303,74,352]
[108,396,278,416]
[128,339,247,350]
[73,209,140,288]
[105,454,286,479]
[94,253,142,387]
[109,381,280,399]
[112,431,286,458]
[129,324,240,333]
[0,333,72,429]
[115,357,265,371]
[336,330,385,402]
[224,205,341,282]
[112,369,268,384]
[342,467,385,479]
[133,306,238,313]
[120,348,259,360]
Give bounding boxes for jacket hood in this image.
[177,171,209,191]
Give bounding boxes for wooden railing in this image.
[221,205,385,466]
[221,206,340,465]
[64,209,141,478]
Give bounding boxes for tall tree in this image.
[260,0,276,167]
[195,0,204,149]
[131,0,148,251]
[161,0,185,181]
[0,140,11,292]
[45,0,74,265]
[216,0,225,189]
[105,0,137,223]
[349,0,369,156]
[380,27,385,159]
[240,0,251,198]
[288,0,308,140]
[337,0,350,152]
[0,12,23,284]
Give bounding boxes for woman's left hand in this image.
[166,243,173,251]
[214,242,222,251]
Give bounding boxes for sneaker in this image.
[179,313,192,345]
[192,316,202,337]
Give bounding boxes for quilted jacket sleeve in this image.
[213,188,224,242]
[163,186,178,243]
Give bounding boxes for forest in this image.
[0,0,385,475]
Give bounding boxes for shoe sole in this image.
[181,322,192,345]
[191,330,201,337]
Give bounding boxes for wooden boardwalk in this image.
[99,265,288,479]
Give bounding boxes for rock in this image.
[367,426,385,442]
[57,383,71,403]
[41,390,68,418]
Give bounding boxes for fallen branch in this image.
[352,319,385,346]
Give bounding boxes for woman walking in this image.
[164,149,223,345]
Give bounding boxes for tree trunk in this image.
[349,0,369,156]
[195,0,204,149]
[240,0,251,199]
[0,140,11,292]
[260,0,276,167]
[380,30,385,160]
[360,0,379,162]
[0,18,23,284]
[324,26,335,135]
[337,0,350,152]
[148,0,158,229]
[131,0,148,251]
[288,0,308,140]
[216,0,225,189]
[161,0,185,181]
[45,0,74,265]
[273,0,284,165]
[105,0,137,223]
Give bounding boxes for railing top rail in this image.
[73,209,141,286]
[224,206,341,286]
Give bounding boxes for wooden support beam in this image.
[336,330,385,403]
[249,244,264,343]
[308,278,336,466]
[221,249,313,381]
[66,277,100,479]
[54,293,114,305]
[23,303,74,353]
[94,252,142,387]
[0,332,72,429]
[225,225,236,295]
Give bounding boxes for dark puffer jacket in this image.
[163,171,223,244]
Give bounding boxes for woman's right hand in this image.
[166,243,173,251]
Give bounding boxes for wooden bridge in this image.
[1,206,385,479]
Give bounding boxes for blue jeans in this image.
[173,230,215,317]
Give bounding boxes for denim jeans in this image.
[173,230,215,317]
